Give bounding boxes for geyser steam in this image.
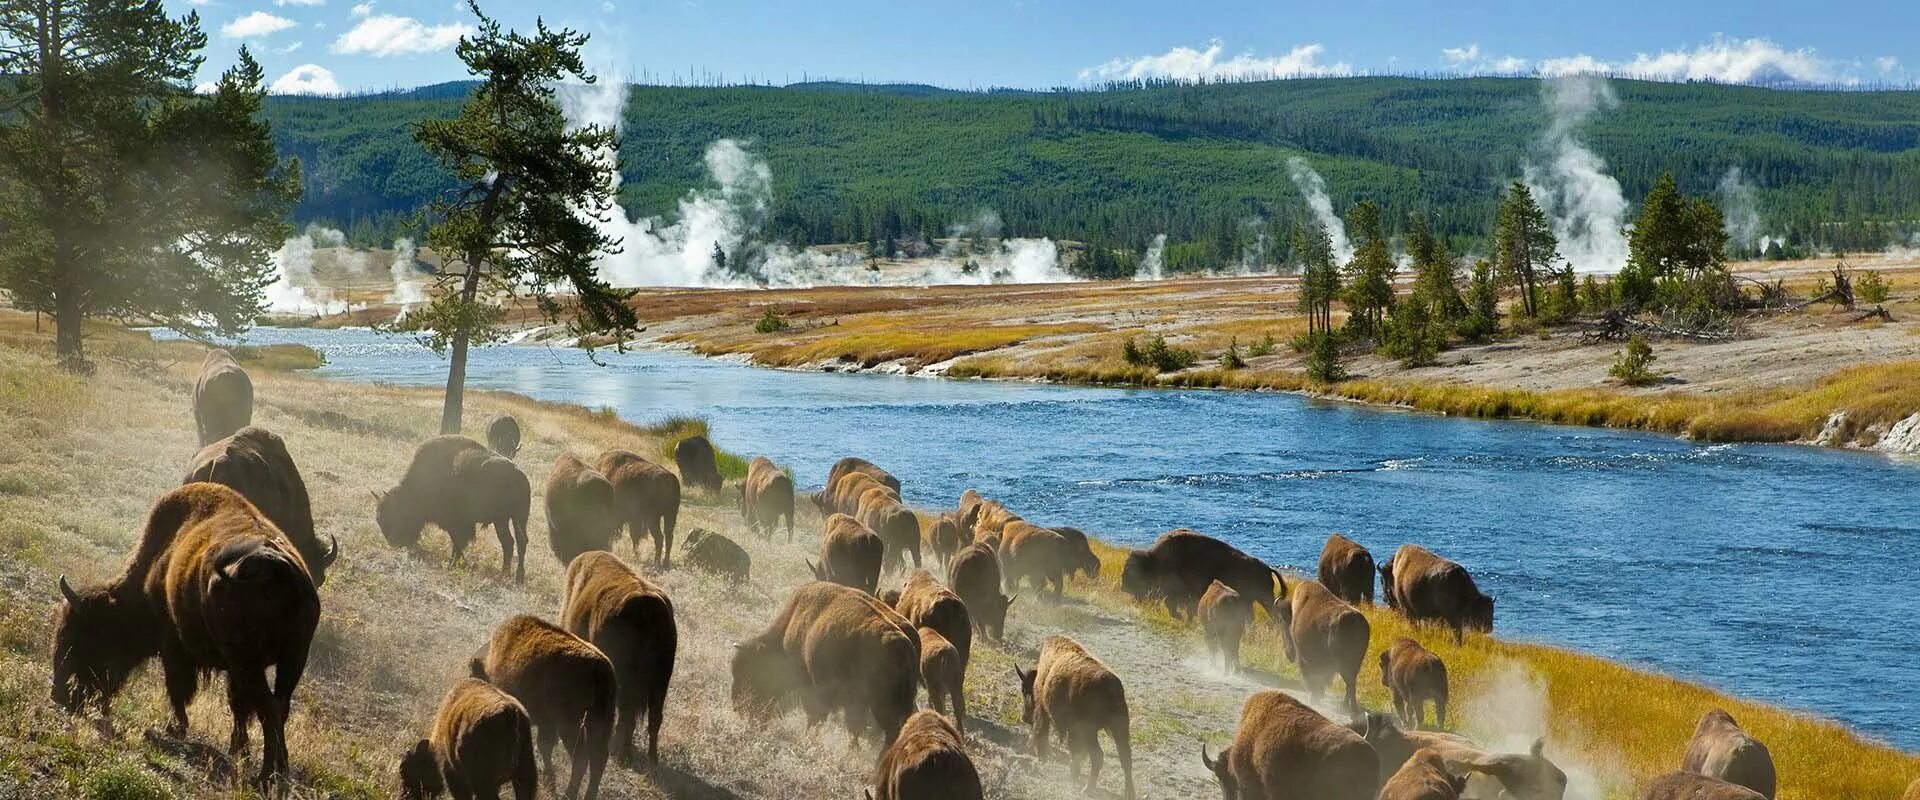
[1286,157,1354,265]
[1523,77,1629,274]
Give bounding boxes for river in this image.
[223,327,1920,749]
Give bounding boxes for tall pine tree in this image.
[1493,182,1560,319]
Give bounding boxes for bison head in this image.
[1376,562,1397,609]
[1119,551,1154,599]
[729,639,795,718]
[1013,666,1038,723]
[397,739,442,800]
[1467,594,1495,634]
[977,592,1014,640]
[50,577,156,715]
[1460,739,1566,800]
[1200,743,1238,800]
[374,489,427,548]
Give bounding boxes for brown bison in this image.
[927,513,971,570]
[829,456,901,496]
[1681,709,1776,799]
[545,453,620,566]
[1000,520,1072,599]
[1638,772,1767,800]
[1379,747,1468,800]
[1120,529,1283,621]
[857,486,922,571]
[959,491,1021,539]
[1350,712,1478,784]
[683,528,750,583]
[1016,635,1135,800]
[871,709,983,800]
[1318,533,1375,605]
[1351,712,1565,800]
[400,677,538,800]
[1380,545,1493,644]
[487,413,522,459]
[194,349,253,446]
[1201,690,1377,800]
[947,541,1014,639]
[185,426,336,587]
[892,569,973,665]
[731,581,920,745]
[812,513,886,594]
[471,615,616,800]
[915,625,967,736]
[1277,577,1370,714]
[561,552,677,768]
[53,483,319,784]
[378,435,532,581]
[816,470,892,516]
[673,435,723,495]
[1380,637,1448,730]
[1198,580,1253,674]
[597,450,681,567]
[739,456,796,541]
[1048,526,1102,580]
[1904,779,1920,800]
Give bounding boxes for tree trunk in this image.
[53,287,84,372]
[438,261,484,435]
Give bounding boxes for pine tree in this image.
[1621,172,1732,308]
[1407,211,1466,322]
[1340,202,1393,342]
[1459,258,1501,341]
[1292,222,1339,335]
[1493,182,1560,319]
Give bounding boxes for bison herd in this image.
[40,349,1843,800]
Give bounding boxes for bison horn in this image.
[58,575,78,604]
[1199,743,1215,771]
[1530,738,1545,758]
[322,534,340,567]
[216,560,238,581]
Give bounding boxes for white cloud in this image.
[350,2,373,16]
[1441,44,1480,65]
[1080,39,1351,82]
[275,0,324,5]
[1877,56,1900,74]
[1540,36,1838,85]
[277,41,304,55]
[332,14,469,57]
[270,64,343,95]
[221,11,296,38]
[1490,55,1530,73]
[1442,43,1529,74]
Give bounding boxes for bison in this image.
[1380,637,1448,730]
[194,349,253,446]
[815,471,891,516]
[947,542,1014,639]
[53,483,319,784]
[1681,709,1775,799]
[870,709,983,800]
[959,492,1020,539]
[1048,526,1102,580]
[1350,712,1477,784]
[377,435,532,581]
[927,513,971,570]
[1318,533,1375,605]
[561,552,677,768]
[486,413,522,459]
[739,456,796,541]
[1638,772,1767,800]
[1000,520,1071,599]
[731,581,920,745]
[1198,580,1253,675]
[1120,529,1283,621]
[471,615,616,800]
[1277,577,1370,714]
[915,625,967,736]
[1351,712,1565,800]
[1201,690,1377,800]
[682,528,750,583]
[185,426,336,587]
[1379,747,1468,800]
[857,486,922,571]
[892,569,973,665]
[1380,545,1493,644]
[400,677,538,800]
[812,513,886,594]
[545,453,619,566]
[672,435,723,495]
[1016,635,1135,800]
[829,456,901,496]
[597,450,681,567]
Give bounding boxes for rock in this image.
[1874,413,1920,456]
[1813,411,1850,446]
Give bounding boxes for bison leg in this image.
[510,730,539,800]
[784,512,793,544]
[159,637,198,738]
[562,725,588,800]
[660,506,677,568]
[1076,727,1101,788]
[536,724,559,792]
[1030,709,1051,762]
[449,523,475,567]
[614,685,641,767]
[1111,721,1136,800]
[1342,669,1360,716]
[223,676,254,756]
[490,519,515,578]
[1433,692,1448,731]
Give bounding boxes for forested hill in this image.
[264,76,1920,266]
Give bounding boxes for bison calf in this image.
[186,426,336,587]
[683,528,751,583]
[1318,533,1375,604]
[400,677,538,800]
[1379,747,1468,800]
[472,615,616,800]
[378,435,531,581]
[871,709,983,800]
[927,513,971,570]
[947,542,1014,639]
[1681,709,1775,799]
[1380,637,1448,730]
[1198,580,1252,675]
[194,349,253,446]
[1202,690,1377,800]
[1016,636,1135,800]
[598,450,681,567]
[545,453,619,566]
[915,626,967,737]
[561,552,677,768]
[1638,771,1767,800]
[739,456,796,541]
[1278,577,1371,715]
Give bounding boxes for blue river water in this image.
[227,327,1920,749]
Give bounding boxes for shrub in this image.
[1608,335,1661,386]
[1858,270,1891,304]
[1247,333,1276,357]
[1304,332,1346,383]
[753,307,790,333]
[1220,337,1246,369]
[84,762,174,800]
[1121,334,1195,373]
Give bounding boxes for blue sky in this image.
[176,0,1920,95]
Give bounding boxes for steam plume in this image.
[1286,157,1354,265]
[1136,234,1167,280]
[1523,77,1629,274]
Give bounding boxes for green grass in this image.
[648,414,752,479]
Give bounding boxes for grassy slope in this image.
[0,316,1913,799]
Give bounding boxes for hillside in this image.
[265,76,1920,261]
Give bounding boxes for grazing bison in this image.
[378,435,532,581]
[1198,580,1253,675]
[185,426,335,587]
[1380,545,1493,644]
[1201,690,1377,800]
[682,528,750,583]
[1351,712,1565,800]
[672,435,723,495]
[1277,577,1370,714]
[892,569,973,665]
[1048,526,1102,580]
[400,677,538,800]
[731,581,920,745]
[828,456,901,496]
[1379,747,1468,800]
[597,450,681,567]
[1120,529,1283,621]
[486,413,522,459]
[545,453,619,566]
[53,483,319,784]
[1638,772,1767,800]
[1380,637,1448,730]
[739,456,796,541]
[947,542,1014,639]
[561,552,677,768]
[927,513,971,570]
[1000,520,1071,599]
[1016,636,1135,800]
[471,615,616,800]
[857,486,922,571]
[871,709,983,800]
[193,349,253,446]
[1681,709,1776,799]
[1318,533,1375,605]
[915,625,967,736]
[812,513,885,594]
